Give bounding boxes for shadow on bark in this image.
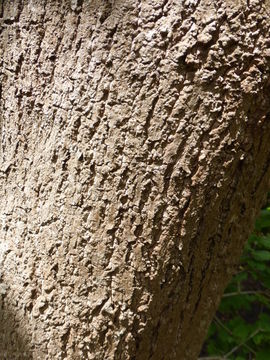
[0,299,33,360]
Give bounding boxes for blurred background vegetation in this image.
[200,199,270,360]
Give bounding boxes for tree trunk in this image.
[1,0,270,359]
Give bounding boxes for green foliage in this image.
[200,206,270,359]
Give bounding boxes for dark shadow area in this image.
[0,299,33,360]
[200,195,270,359]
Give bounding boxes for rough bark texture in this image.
[1,0,270,359]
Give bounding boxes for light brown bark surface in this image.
[1,0,270,359]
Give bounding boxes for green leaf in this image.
[232,321,250,340]
[247,259,267,273]
[217,327,234,346]
[206,342,219,356]
[258,314,270,331]
[262,276,270,289]
[248,234,260,245]
[252,250,270,262]
[255,210,270,231]
[253,333,266,345]
[233,272,248,282]
[206,323,217,339]
[257,236,270,249]
[256,348,270,360]
[219,295,253,313]
[255,293,270,309]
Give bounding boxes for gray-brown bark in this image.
[1,0,270,359]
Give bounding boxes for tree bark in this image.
[1,0,270,359]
